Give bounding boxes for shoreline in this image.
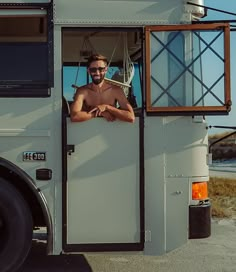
[209,169,236,178]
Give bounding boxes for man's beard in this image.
[91,74,105,85]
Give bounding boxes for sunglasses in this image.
[89,67,106,73]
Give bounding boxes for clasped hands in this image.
[89,104,116,122]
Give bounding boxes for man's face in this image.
[88,60,107,85]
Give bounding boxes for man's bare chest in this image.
[85,90,116,107]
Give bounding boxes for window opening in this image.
[62,29,142,109]
[105,32,135,95]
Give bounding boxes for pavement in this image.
[20,219,236,272]
[86,219,236,272]
[20,170,236,271]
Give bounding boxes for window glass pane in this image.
[194,31,224,107]
[0,15,52,96]
[0,43,48,83]
[147,25,228,113]
[168,32,185,106]
[150,31,185,107]
[0,17,47,42]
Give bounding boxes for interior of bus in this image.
[61,28,143,111]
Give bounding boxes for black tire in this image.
[0,178,33,272]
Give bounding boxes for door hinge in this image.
[145,230,151,242]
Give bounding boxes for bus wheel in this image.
[0,178,33,272]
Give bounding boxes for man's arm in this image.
[106,103,135,123]
[107,88,135,123]
[70,92,95,122]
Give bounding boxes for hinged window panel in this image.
[145,24,231,115]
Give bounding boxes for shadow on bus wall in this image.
[19,239,93,272]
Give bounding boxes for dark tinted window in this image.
[0,43,48,84]
[0,12,53,97]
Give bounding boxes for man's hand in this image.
[89,104,107,117]
[89,105,116,121]
[101,111,116,122]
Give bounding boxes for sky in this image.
[203,0,236,134]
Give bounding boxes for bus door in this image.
[64,117,143,252]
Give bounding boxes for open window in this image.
[145,23,231,115]
[62,28,143,112]
[0,2,53,97]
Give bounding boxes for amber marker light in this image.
[192,182,208,200]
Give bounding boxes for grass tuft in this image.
[209,177,236,218]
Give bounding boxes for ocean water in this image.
[210,159,236,173]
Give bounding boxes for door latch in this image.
[67,144,75,155]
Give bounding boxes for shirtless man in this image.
[70,54,135,123]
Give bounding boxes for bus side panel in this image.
[144,116,208,255]
[144,117,166,255]
[164,117,208,177]
[54,0,184,25]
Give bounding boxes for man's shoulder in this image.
[112,85,126,97]
[75,85,91,95]
[73,85,90,101]
[105,83,123,93]
[77,84,91,91]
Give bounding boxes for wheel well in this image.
[0,166,46,227]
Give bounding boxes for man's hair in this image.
[87,54,108,67]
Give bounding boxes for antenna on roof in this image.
[187,1,236,16]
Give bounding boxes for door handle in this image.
[67,144,75,155]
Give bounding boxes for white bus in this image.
[0,1,231,271]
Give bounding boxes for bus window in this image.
[145,24,230,115]
[168,32,185,107]
[0,15,53,97]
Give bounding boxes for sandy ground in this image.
[20,219,236,272]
